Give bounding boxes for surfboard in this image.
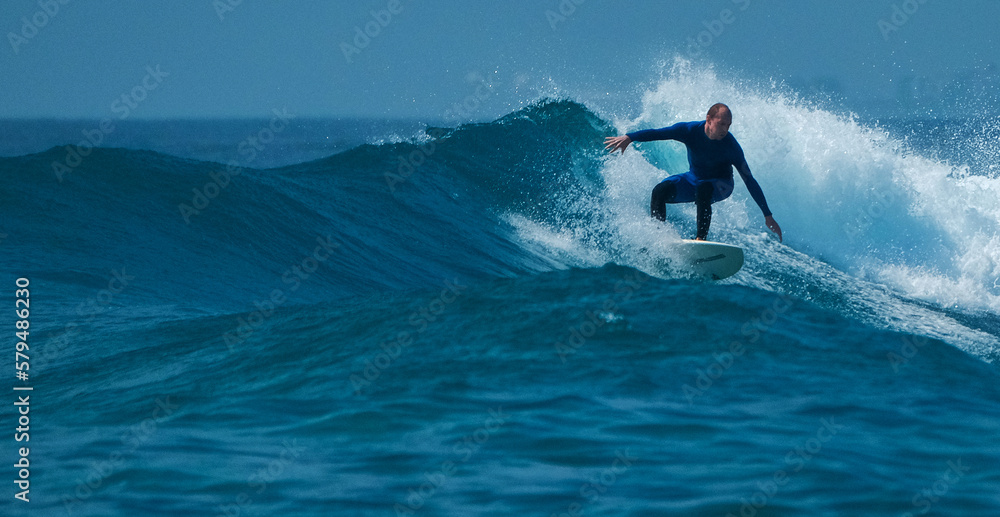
[671,239,744,280]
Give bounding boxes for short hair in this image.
[707,103,731,119]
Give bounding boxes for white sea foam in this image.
[507,57,1000,360]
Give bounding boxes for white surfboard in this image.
[671,239,745,280]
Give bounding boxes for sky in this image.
[2,0,998,120]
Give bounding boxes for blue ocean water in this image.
[2,65,1000,516]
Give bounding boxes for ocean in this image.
[2,64,999,516]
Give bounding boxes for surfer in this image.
[604,103,782,242]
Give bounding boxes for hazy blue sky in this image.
[2,0,998,119]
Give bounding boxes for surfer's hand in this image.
[604,135,632,154]
[765,216,782,242]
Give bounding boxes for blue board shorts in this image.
[659,171,734,204]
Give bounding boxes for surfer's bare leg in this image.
[695,181,714,240]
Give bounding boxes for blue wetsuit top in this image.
[627,121,772,217]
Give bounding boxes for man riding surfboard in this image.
[604,103,782,242]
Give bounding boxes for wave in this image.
[2,66,998,359]
[0,101,613,316]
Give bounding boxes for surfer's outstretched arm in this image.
[606,124,687,154]
[604,135,632,154]
[735,158,783,242]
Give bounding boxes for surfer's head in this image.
[705,103,732,140]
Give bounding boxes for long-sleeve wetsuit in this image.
[627,121,772,217]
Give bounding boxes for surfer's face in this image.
[705,112,732,140]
